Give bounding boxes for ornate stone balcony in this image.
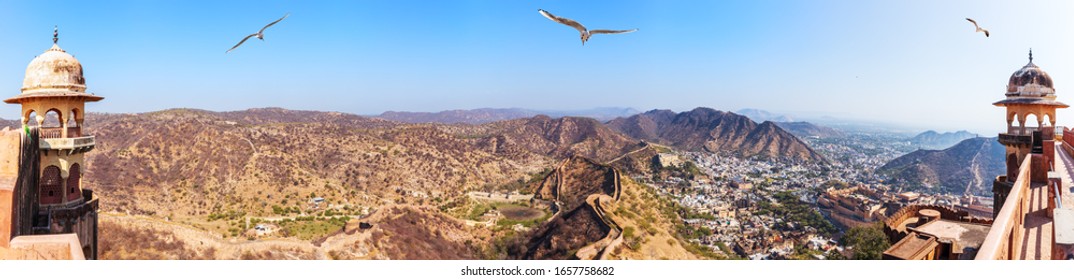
[38,135,94,153]
[39,127,80,139]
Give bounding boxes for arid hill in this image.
[532,157,619,211]
[473,115,644,163]
[878,137,1005,195]
[83,109,551,218]
[607,108,827,163]
[520,157,703,260]
[345,205,487,260]
[376,108,539,125]
[375,107,640,124]
[75,108,735,259]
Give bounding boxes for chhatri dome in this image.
[1007,57,1053,95]
[5,27,102,104]
[994,49,1065,107]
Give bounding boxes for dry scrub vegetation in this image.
[98,220,212,260]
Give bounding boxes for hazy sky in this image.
[0,0,1071,134]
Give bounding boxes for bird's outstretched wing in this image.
[259,13,290,34]
[966,18,979,29]
[227,33,258,53]
[539,9,587,33]
[589,29,638,35]
[983,30,990,37]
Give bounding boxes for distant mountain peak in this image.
[880,137,1004,195]
[607,107,826,163]
[774,121,844,138]
[735,108,794,123]
[374,107,639,125]
[909,130,977,150]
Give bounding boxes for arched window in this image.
[26,110,38,127]
[67,163,81,202]
[41,109,62,138]
[1025,113,1040,133]
[68,109,81,137]
[40,166,62,205]
[1010,113,1020,134]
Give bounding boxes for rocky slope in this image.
[878,137,1005,195]
[520,157,700,260]
[375,107,640,124]
[473,115,644,163]
[606,108,827,163]
[349,205,487,260]
[376,108,538,125]
[75,107,768,260]
[83,109,551,218]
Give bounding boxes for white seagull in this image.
[227,13,290,53]
[538,9,637,45]
[965,18,989,37]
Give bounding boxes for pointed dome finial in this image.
[1029,48,1033,63]
[53,26,58,44]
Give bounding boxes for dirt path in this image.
[605,143,656,165]
[964,139,989,196]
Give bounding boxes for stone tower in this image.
[3,28,103,259]
[992,50,1067,218]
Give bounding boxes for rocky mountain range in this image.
[607,108,827,163]
[83,107,823,217]
[84,108,558,218]
[75,107,825,259]
[375,107,640,124]
[473,115,643,163]
[878,137,1005,195]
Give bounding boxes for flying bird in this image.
[965,18,989,37]
[227,13,289,53]
[538,9,637,45]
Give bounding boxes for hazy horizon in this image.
[1,0,1071,135]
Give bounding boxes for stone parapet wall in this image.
[883,204,993,243]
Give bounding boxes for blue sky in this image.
[0,0,1071,134]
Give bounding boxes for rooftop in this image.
[883,233,938,260]
[914,219,991,259]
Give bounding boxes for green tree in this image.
[840,222,890,260]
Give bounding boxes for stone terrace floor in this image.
[1032,144,1074,259]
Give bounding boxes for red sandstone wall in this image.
[0,189,10,247]
[1031,154,1048,183]
[0,129,20,248]
[1044,140,1055,170]
[1065,128,1074,147]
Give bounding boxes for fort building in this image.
[991,50,1066,217]
[0,28,102,259]
[884,51,1074,260]
[818,185,888,228]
